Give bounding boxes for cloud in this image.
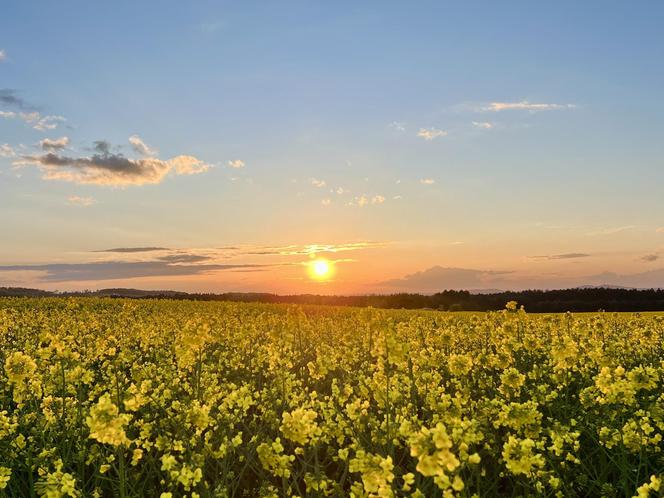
[157,254,211,263]
[17,142,211,186]
[379,266,514,292]
[371,195,385,205]
[420,178,435,185]
[0,261,267,283]
[389,121,405,132]
[0,50,5,62]
[472,121,494,129]
[168,155,210,175]
[480,101,576,112]
[417,128,448,140]
[657,227,664,234]
[0,144,15,157]
[0,89,66,130]
[67,195,96,207]
[33,115,65,131]
[129,135,157,157]
[97,247,169,253]
[227,159,245,169]
[40,136,70,151]
[240,241,385,256]
[311,178,326,188]
[335,187,347,195]
[641,254,659,263]
[586,226,635,236]
[587,268,664,289]
[357,195,368,207]
[0,89,30,109]
[529,253,591,260]
[321,198,331,206]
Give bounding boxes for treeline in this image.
[3,286,664,312]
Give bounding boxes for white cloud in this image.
[393,195,402,200]
[67,195,96,207]
[321,198,331,206]
[40,136,70,151]
[0,49,6,61]
[129,135,158,157]
[371,195,385,205]
[33,115,66,131]
[0,109,66,131]
[420,178,435,185]
[481,101,575,112]
[0,144,15,157]
[472,121,494,129]
[417,128,448,141]
[168,155,211,175]
[227,159,245,169]
[389,121,405,132]
[357,195,369,207]
[311,178,326,188]
[336,187,347,195]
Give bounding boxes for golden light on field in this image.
[309,258,333,281]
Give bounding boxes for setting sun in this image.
[309,258,332,280]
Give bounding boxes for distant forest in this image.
[3,286,664,312]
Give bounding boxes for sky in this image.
[1,1,664,294]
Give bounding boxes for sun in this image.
[309,258,333,281]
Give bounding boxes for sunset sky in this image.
[2,1,664,293]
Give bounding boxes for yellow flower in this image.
[280,408,320,446]
[86,393,131,446]
[4,351,37,384]
[0,467,11,490]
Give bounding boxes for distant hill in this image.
[2,286,664,312]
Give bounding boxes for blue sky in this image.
[1,1,664,292]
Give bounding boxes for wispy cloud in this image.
[389,121,405,132]
[0,144,15,157]
[480,101,576,112]
[67,195,96,207]
[371,195,385,204]
[40,136,70,151]
[311,178,326,188]
[244,242,385,256]
[0,50,6,62]
[529,253,591,260]
[129,135,157,157]
[321,198,331,206]
[97,247,169,253]
[657,227,664,234]
[16,141,211,186]
[33,115,65,131]
[227,159,245,169]
[420,178,435,185]
[586,226,635,236]
[0,110,66,131]
[0,89,30,109]
[0,261,267,282]
[472,121,494,129]
[0,89,66,131]
[417,128,447,140]
[641,254,659,263]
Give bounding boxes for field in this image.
[1,298,663,497]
